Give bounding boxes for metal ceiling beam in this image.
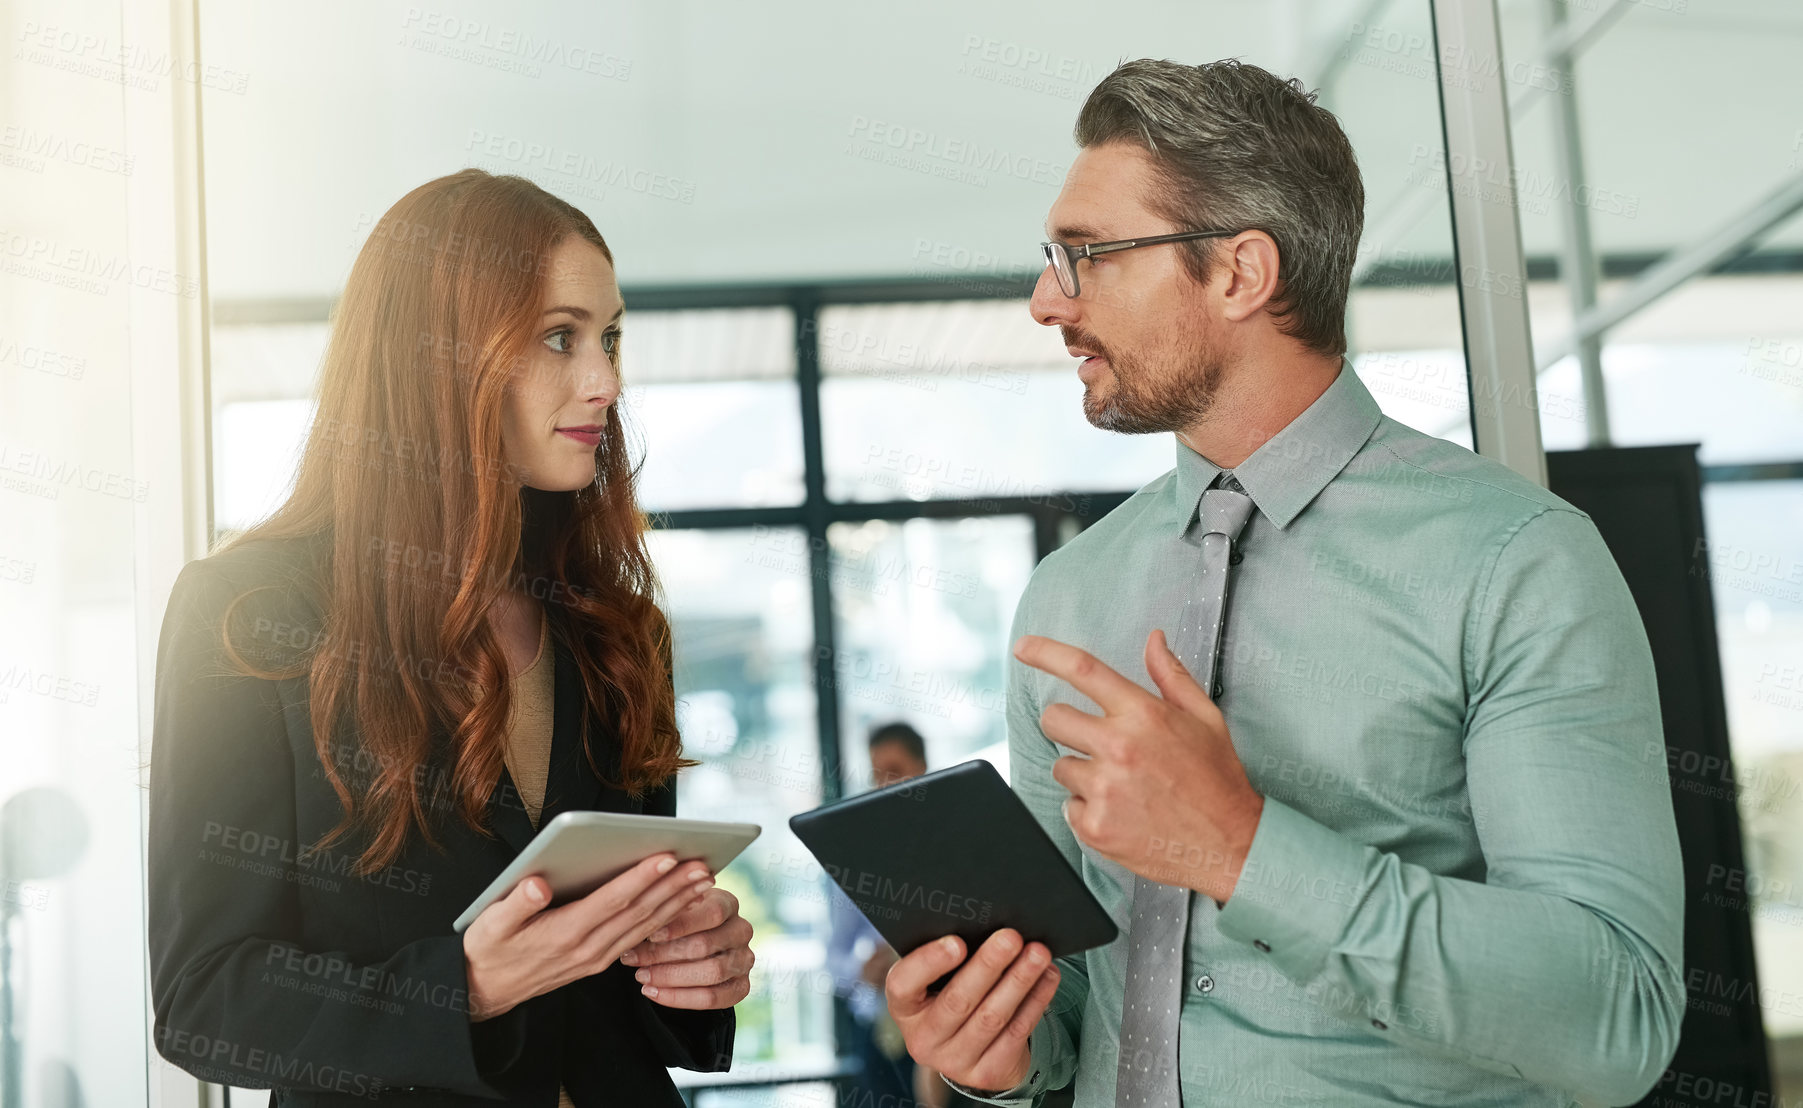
[1535,170,1803,370]
[1431,0,1547,486]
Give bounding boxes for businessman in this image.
[884,58,1685,1107]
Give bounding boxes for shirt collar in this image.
[1173,356,1382,534]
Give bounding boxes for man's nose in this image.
[1029,264,1077,328]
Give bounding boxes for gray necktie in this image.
[1115,473,1254,1107]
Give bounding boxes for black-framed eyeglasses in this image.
[1040,229,1248,298]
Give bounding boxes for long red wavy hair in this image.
[216,168,689,872]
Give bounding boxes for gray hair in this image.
[1075,58,1364,358]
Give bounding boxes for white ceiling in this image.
[196,0,1803,301]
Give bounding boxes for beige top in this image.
[502,610,556,830]
[499,613,577,1108]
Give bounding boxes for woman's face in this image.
[500,235,624,492]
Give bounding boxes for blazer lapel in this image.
[483,625,637,855]
[485,762,539,854]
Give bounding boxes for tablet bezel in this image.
[452,811,761,932]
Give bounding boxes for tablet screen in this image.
[789,760,1117,959]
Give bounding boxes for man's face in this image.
[1029,141,1226,435]
[869,741,927,789]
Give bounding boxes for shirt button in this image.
[1194,974,1215,994]
[1253,940,1271,953]
[1371,1019,1388,1031]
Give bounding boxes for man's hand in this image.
[1014,628,1265,903]
[619,886,755,1009]
[885,929,1060,1095]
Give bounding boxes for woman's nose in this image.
[580,355,619,403]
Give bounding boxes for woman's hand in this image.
[618,887,754,1009]
[462,852,713,1021]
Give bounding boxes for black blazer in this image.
[148,532,733,1106]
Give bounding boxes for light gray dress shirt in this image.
[962,359,1685,1107]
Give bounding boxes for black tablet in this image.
[789,759,1117,960]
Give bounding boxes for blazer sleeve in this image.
[147,558,528,1098]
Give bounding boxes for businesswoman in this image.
[148,169,752,1106]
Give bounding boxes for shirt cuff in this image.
[940,1017,1056,1106]
[1215,795,1373,982]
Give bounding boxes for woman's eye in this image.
[602,329,621,356]
[544,328,575,355]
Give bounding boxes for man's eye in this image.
[602,329,621,356]
[544,328,575,354]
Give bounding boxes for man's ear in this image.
[1216,231,1282,324]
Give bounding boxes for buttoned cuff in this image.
[1215,796,1373,983]
[940,1017,1057,1106]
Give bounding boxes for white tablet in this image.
[452,811,762,932]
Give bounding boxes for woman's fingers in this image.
[632,943,755,989]
[561,855,706,940]
[624,900,748,968]
[639,973,752,1010]
[468,874,551,941]
[649,888,737,946]
[578,875,714,974]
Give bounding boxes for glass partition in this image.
[1499,2,1803,1092]
[183,1,1477,1103]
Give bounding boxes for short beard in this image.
[1067,324,1222,435]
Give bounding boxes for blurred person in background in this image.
[827,722,977,1108]
[148,169,753,1107]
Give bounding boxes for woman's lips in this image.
[557,428,601,447]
